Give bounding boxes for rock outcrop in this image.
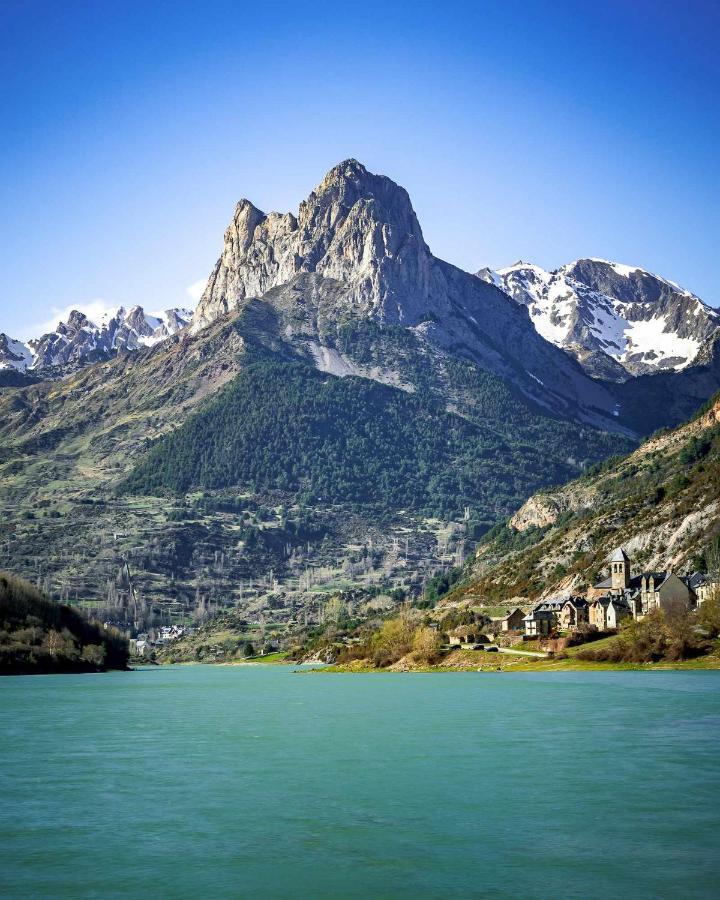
[192,159,432,330]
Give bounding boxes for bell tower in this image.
[610,547,630,592]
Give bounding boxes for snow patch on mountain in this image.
[478,259,719,377]
[623,315,701,367]
[0,306,193,373]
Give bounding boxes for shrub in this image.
[412,627,442,664]
[576,609,707,663]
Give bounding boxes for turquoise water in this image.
[1,666,719,899]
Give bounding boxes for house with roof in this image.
[639,572,694,616]
[523,605,554,637]
[588,596,633,631]
[558,597,589,631]
[447,626,488,648]
[499,607,526,632]
[589,547,694,619]
[689,572,719,607]
[523,597,566,637]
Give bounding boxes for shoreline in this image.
[315,652,720,674]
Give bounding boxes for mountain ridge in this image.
[478,258,719,379]
[0,305,192,373]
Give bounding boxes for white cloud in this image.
[27,299,120,340]
[186,278,207,305]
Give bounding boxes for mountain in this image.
[1,159,720,636]
[450,392,720,606]
[191,159,626,431]
[0,333,34,373]
[0,305,192,373]
[478,259,720,380]
[0,160,644,630]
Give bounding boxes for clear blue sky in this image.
[1,0,718,337]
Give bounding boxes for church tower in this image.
[610,547,630,592]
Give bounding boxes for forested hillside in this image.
[123,357,629,521]
[0,572,129,675]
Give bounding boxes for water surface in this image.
[1,666,718,898]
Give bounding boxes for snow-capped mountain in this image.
[0,306,192,373]
[477,259,720,379]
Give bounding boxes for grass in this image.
[242,651,289,664]
[319,644,720,674]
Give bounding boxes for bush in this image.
[576,609,707,663]
[412,627,442,664]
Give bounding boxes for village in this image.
[120,545,720,666]
[445,547,719,652]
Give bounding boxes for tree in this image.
[81,644,106,667]
[42,629,77,659]
[412,627,442,663]
[324,595,348,626]
[699,536,720,636]
[370,606,419,666]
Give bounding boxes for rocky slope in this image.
[191,159,627,431]
[450,393,720,606]
[478,259,720,379]
[0,306,192,373]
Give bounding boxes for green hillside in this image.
[449,393,720,605]
[123,357,629,522]
[0,571,129,675]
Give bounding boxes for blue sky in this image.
[1,0,718,337]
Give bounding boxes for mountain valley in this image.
[2,159,720,643]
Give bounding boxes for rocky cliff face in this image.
[0,306,192,373]
[478,259,720,379]
[192,160,626,431]
[192,159,433,330]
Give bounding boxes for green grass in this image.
[320,644,720,674]
[243,651,288,664]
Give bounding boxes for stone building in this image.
[590,547,694,619]
[558,597,589,631]
[499,607,526,632]
[690,573,719,607]
[523,597,566,637]
[588,596,633,630]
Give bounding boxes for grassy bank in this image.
[320,645,720,674]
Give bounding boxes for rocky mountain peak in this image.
[315,157,369,189]
[306,158,420,229]
[191,159,430,332]
[0,306,192,374]
[479,258,720,378]
[63,310,92,332]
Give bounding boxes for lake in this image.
[1,665,719,899]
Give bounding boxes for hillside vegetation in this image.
[0,307,632,627]
[449,393,720,605]
[122,355,628,521]
[0,571,129,675]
